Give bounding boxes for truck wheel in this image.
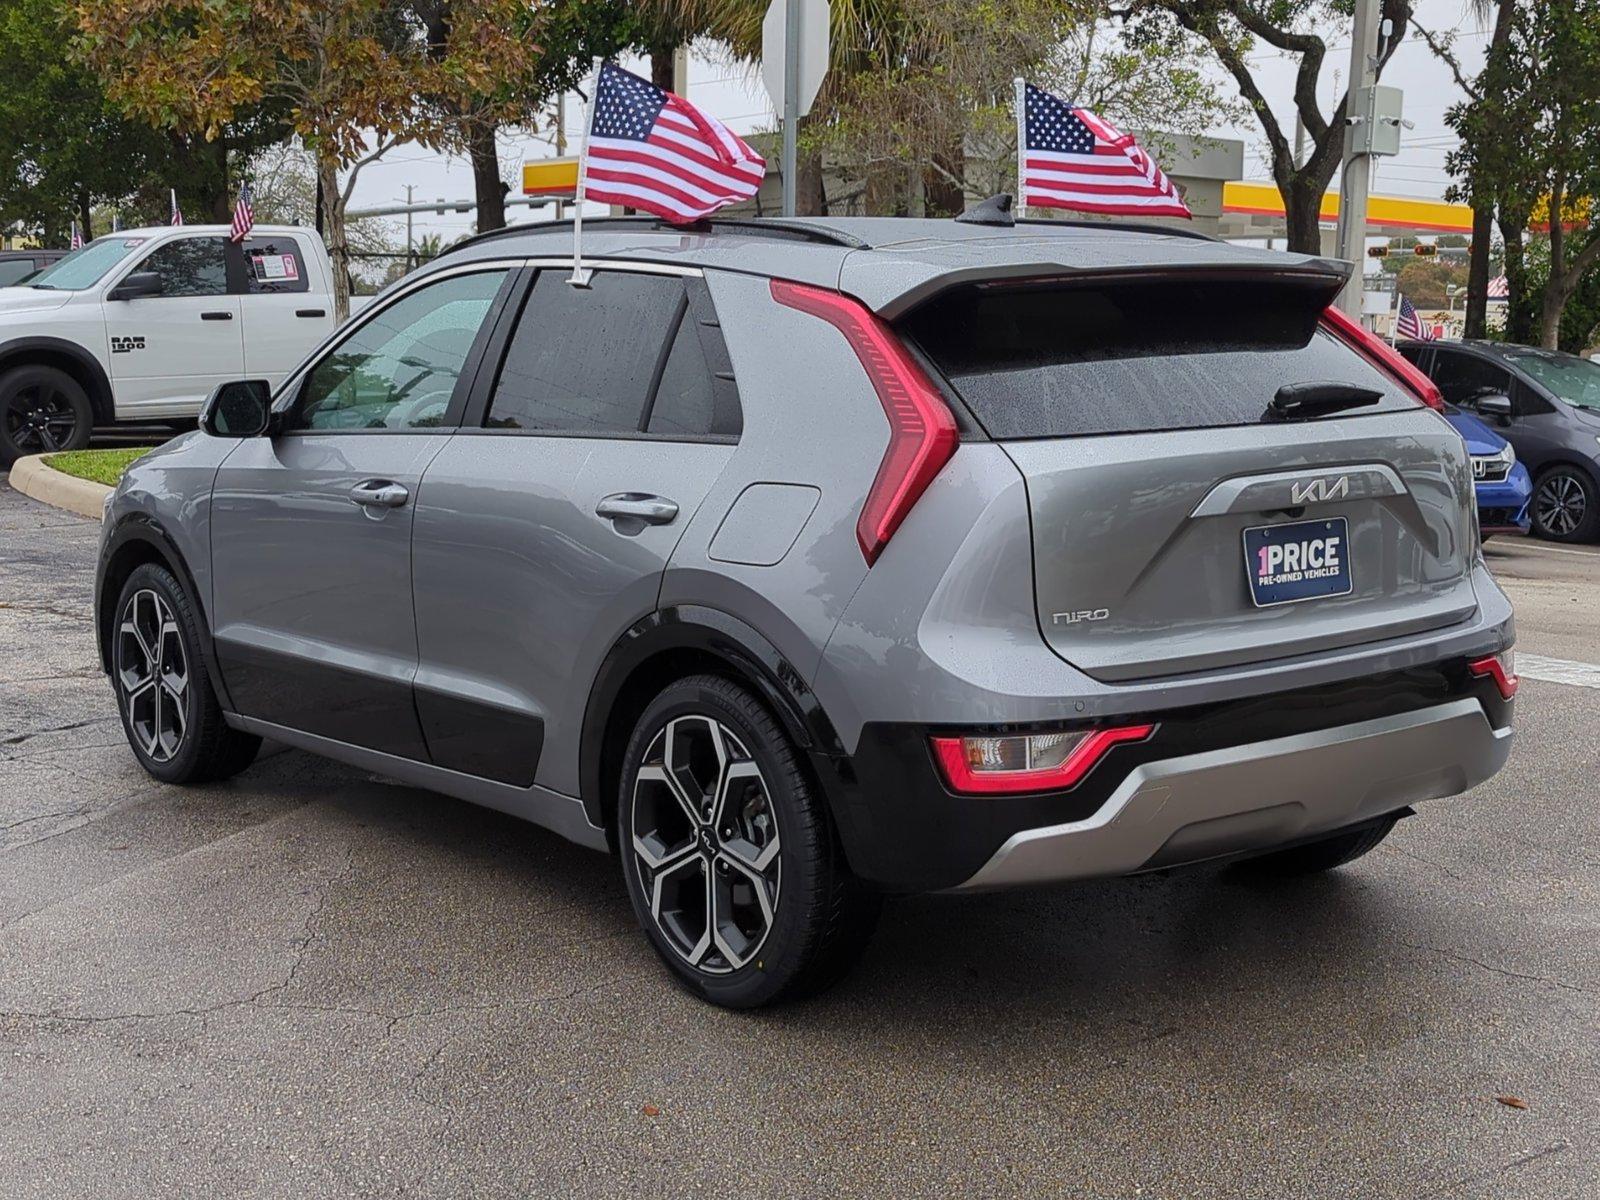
[0,365,93,466]
[1229,816,1398,878]
[1530,466,1600,543]
[618,674,880,1008]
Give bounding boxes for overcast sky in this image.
[350,0,1494,244]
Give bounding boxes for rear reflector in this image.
[1469,649,1519,700]
[931,724,1156,795]
[1321,305,1446,411]
[770,279,959,564]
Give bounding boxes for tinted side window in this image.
[243,236,310,294]
[487,271,684,433]
[292,270,507,432]
[1396,344,1427,367]
[136,237,228,297]
[1431,351,1512,408]
[0,259,34,286]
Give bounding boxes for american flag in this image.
[230,182,254,242]
[170,188,183,227]
[1017,81,1191,219]
[1487,274,1509,299]
[1396,294,1434,340]
[69,220,82,250]
[580,62,764,224]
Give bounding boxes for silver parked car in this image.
[96,215,1517,1008]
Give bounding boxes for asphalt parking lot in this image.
[1,474,1596,1199]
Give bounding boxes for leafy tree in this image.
[0,0,279,241]
[1449,0,1600,348]
[76,0,532,320]
[1120,0,1414,255]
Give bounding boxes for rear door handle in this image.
[349,479,410,509]
[200,310,233,321]
[296,308,327,318]
[596,493,678,525]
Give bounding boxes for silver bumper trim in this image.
[953,699,1511,891]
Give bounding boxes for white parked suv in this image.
[0,225,335,464]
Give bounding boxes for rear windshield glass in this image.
[901,277,1418,439]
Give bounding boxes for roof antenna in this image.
[955,193,1015,227]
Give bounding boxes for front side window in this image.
[25,237,147,291]
[0,259,35,286]
[487,271,686,433]
[1430,351,1512,409]
[291,270,507,432]
[135,237,229,297]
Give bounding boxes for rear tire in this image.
[111,563,261,785]
[0,364,93,467]
[617,674,880,1008]
[1530,466,1600,543]
[1229,816,1398,879]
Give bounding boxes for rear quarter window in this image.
[244,236,310,294]
[900,277,1419,439]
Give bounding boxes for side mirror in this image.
[1477,393,1513,421]
[108,271,163,301]
[200,380,274,438]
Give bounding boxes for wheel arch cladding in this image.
[0,338,114,422]
[98,519,231,709]
[579,606,847,845]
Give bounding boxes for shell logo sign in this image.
[523,157,579,199]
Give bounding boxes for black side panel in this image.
[215,639,432,762]
[415,687,543,787]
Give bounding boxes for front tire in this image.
[112,563,261,784]
[0,364,93,466]
[618,675,879,1008]
[1531,465,1600,543]
[1229,815,1398,879]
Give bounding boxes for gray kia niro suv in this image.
[97,213,1517,1008]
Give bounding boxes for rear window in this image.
[901,277,1417,439]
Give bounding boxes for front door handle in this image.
[200,310,234,321]
[596,492,679,525]
[349,479,410,509]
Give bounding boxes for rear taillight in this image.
[1469,649,1518,700]
[1320,305,1445,411]
[770,279,959,564]
[931,724,1156,795]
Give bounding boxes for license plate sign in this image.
[1243,517,1352,607]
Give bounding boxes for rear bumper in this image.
[952,698,1509,890]
[815,659,1512,893]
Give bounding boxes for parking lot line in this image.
[1517,652,1600,689]
[1497,540,1600,559]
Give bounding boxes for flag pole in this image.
[1390,290,1401,346]
[1013,77,1027,217]
[568,56,603,288]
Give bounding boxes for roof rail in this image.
[439,214,866,259]
[1013,216,1218,243]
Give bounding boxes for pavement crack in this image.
[2,716,115,747]
[1399,939,1595,996]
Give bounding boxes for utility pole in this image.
[1335,0,1382,316]
[404,184,414,269]
[782,0,800,216]
[555,93,567,220]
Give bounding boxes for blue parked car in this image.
[1443,405,1531,538]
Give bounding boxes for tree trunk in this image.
[1499,210,1534,344]
[468,120,506,232]
[797,117,826,216]
[925,147,965,218]
[1539,284,1566,350]
[1283,177,1325,256]
[316,150,351,324]
[650,42,674,90]
[77,192,92,242]
[1464,203,1493,339]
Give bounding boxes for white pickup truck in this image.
[0,225,336,464]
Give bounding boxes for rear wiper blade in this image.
[1265,381,1383,422]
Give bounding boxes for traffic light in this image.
[1414,244,1438,256]
[1368,246,1389,258]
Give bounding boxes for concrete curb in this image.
[7,454,110,520]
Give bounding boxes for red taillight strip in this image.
[1320,304,1445,411]
[1469,654,1519,700]
[770,278,959,564]
[931,725,1157,796]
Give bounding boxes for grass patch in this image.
[42,447,155,487]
